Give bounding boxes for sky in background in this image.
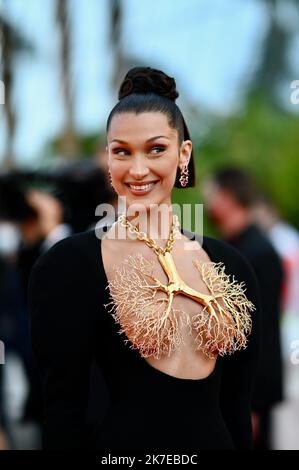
[0,0,297,166]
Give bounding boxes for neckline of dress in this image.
[98,228,222,384]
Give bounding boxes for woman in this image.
[28,66,260,450]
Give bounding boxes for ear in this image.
[178,140,192,170]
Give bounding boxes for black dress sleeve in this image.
[28,235,99,449]
[217,241,262,449]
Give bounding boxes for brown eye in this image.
[113,148,129,156]
[150,146,166,154]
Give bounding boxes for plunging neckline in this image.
[98,227,221,383]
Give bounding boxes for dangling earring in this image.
[179,164,189,187]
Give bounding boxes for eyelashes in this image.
[112,146,166,156]
[150,146,166,154]
[113,149,129,156]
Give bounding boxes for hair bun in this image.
[118,66,179,102]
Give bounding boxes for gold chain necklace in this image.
[104,213,254,360]
[118,213,180,255]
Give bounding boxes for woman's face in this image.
[107,111,192,211]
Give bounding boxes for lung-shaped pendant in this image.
[103,251,255,359]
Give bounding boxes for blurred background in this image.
[0,0,299,450]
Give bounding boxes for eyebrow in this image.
[110,135,170,144]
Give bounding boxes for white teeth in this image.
[129,183,156,191]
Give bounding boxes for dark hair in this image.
[106,66,195,188]
[213,168,258,208]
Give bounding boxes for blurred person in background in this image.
[202,167,284,450]
[17,188,72,437]
[253,195,299,335]
[1,181,32,448]
[0,163,118,448]
[0,175,73,448]
[0,226,27,449]
[18,188,72,292]
[252,195,299,449]
[50,160,115,233]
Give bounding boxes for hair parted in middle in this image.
[106,66,196,188]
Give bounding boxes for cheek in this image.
[158,153,179,177]
[109,161,125,179]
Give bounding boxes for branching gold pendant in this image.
[103,250,255,360]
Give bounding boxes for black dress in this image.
[226,224,283,449]
[28,228,261,450]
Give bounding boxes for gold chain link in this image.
[118,214,180,256]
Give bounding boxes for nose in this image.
[128,155,150,180]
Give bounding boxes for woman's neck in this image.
[122,204,175,242]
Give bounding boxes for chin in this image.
[127,197,157,211]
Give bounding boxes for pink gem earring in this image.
[179,164,189,187]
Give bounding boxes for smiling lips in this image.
[125,181,159,194]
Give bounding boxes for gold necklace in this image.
[104,214,255,360]
[118,213,179,255]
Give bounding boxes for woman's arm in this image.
[28,236,98,449]
[219,247,262,449]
